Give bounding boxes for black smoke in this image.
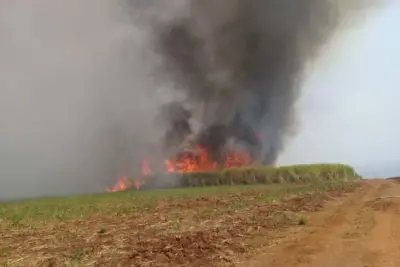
[0,0,383,200]
[152,0,373,165]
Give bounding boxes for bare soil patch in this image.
[0,183,357,267]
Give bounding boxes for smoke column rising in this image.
[0,0,383,200]
[155,0,383,164]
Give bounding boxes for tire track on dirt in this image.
[246,180,381,267]
[357,181,400,267]
[318,180,400,267]
[299,180,393,267]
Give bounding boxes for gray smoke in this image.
[0,0,383,200]
[154,0,383,164]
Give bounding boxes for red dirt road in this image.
[246,179,400,267]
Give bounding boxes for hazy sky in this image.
[0,0,396,200]
[278,1,400,176]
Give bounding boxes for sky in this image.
[0,0,397,200]
[278,1,400,177]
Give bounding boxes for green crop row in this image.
[139,164,361,189]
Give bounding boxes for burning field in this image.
[0,0,379,265]
[106,148,357,192]
[0,164,361,267]
[107,144,256,192]
[101,0,377,197]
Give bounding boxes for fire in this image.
[165,146,217,174]
[107,145,254,192]
[106,176,131,192]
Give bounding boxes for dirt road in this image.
[247,179,400,267]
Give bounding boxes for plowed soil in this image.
[246,179,400,267]
[3,180,399,267]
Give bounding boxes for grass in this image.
[0,164,360,267]
[0,181,346,224]
[142,163,361,188]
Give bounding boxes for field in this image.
[0,164,362,267]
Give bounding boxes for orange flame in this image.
[106,176,131,192]
[107,145,254,192]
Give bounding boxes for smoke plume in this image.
[154,0,383,164]
[0,0,382,200]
